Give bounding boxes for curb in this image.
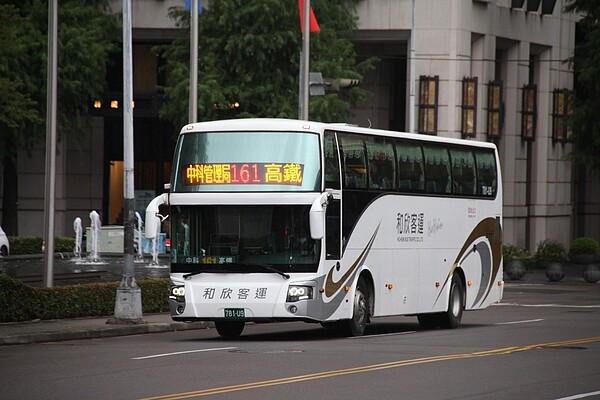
[0,321,212,346]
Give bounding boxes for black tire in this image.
[439,274,464,329]
[341,277,369,336]
[0,246,7,256]
[417,313,439,329]
[215,320,245,338]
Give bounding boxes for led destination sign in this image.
[185,162,304,185]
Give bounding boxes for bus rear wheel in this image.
[417,274,464,330]
[215,320,245,338]
[417,313,439,329]
[439,274,464,329]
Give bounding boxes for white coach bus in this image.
[145,118,503,338]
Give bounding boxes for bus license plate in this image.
[224,308,245,319]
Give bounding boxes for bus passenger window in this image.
[396,142,424,192]
[476,151,497,197]
[450,148,476,195]
[339,134,367,189]
[423,146,451,194]
[324,131,341,189]
[366,140,395,190]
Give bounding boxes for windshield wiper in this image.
[183,264,289,280]
[183,270,205,279]
[244,263,290,279]
[183,268,233,279]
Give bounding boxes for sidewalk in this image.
[0,264,594,346]
[0,313,211,346]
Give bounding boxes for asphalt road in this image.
[1,282,599,400]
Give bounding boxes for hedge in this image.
[0,275,170,323]
[8,236,76,255]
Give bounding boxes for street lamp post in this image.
[110,0,143,324]
[43,0,58,288]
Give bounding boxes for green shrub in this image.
[55,237,76,253]
[569,237,599,256]
[9,236,44,255]
[503,244,534,270]
[535,239,568,263]
[0,275,37,322]
[0,276,170,323]
[6,236,76,255]
[503,244,527,264]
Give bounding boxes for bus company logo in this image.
[396,212,424,242]
[202,287,269,301]
[428,217,444,236]
[468,206,477,218]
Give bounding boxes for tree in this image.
[0,5,43,235]
[0,0,118,235]
[156,0,374,129]
[565,0,600,174]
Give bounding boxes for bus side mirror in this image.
[309,210,324,240]
[309,192,330,240]
[145,194,168,239]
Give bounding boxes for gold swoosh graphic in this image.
[324,225,380,298]
[434,217,502,305]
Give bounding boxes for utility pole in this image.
[409,0,416,133]
[43,0,58,288]
[111,0,143,324]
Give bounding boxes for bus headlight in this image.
[170,285,186,302]
[287,285,313,302]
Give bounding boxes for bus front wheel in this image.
[215,320,245,338]
[341,277,369,336]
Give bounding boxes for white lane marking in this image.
[494,319,544,326]
[554,390,600,400]
[495,303,600,309]
[349,331,417,339]
[133,347,237,360]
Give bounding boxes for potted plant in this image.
[503,244,527,280]
[569,237,599,265]
[535,240,568,282]
[568,237,600,283]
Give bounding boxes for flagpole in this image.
[300,0,310,120]
[189,0,198,123]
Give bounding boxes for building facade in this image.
[2,0,597,252]
[349,0,579,251]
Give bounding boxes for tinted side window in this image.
[396,141,425,192]
[450,148,476,195]
[366,140,396,190]
[339,134,367,189]
[324,131,341,189]
[423,145,451,194]
[475,150,497,197]
[326,199,341,259]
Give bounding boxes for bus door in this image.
[325,197,341,261]
[324,130,342,263]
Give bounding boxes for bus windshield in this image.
[172,131,321,192]
[170,205,320,274]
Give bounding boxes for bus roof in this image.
[180,118,497,150]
